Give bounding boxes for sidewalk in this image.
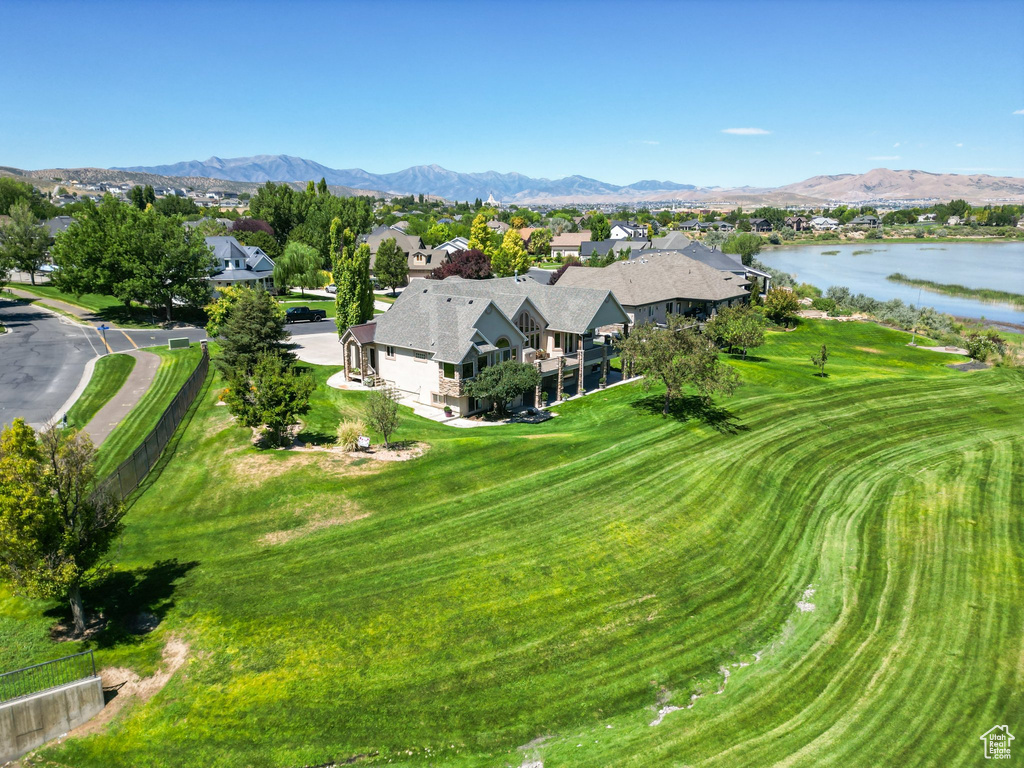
[82,349,161,445]
[3,287,102,323]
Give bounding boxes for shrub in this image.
[336,419,367,451]
[811,297,837,312]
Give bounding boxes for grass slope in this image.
[93,345,203,478]
[1,321,1020,767]
[12,284,203,328]
[65,354,136,430]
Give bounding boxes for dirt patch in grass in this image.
[260,501,370,546]
[855,347,884,354]
[519,433,570,439]
[70,637,189,737]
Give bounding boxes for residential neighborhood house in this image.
[339,276,630,414]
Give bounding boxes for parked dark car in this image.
[285,306,327,323]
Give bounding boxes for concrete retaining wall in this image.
[0,677,104,763]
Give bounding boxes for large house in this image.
[365,225,446,282]
[784,216,809,231]
[339,276,629,413]
[748,217,772,232]
[609,220,647,240]
[810,216,840,231]
[205,236,276,295]
[849,214,881,229]
[549,231,592,259]
[555,251,750,326]
[659,241,772,293]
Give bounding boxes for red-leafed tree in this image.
[231,218,275,237]
[548,257,583,285]
[429,249,492,280]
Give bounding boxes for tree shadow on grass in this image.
[47,559,199,647]
[727,353,769,363]
[631,394,750,434]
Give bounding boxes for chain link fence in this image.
[96,344,209,502]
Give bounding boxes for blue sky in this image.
[4,0,1023,187]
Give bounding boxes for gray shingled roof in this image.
[555,252,749,306]
[373,290,522,364]
[419,276,627,334]
[650,232,692,250]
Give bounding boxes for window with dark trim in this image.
[443,362,455,379]
[462,361,474,379]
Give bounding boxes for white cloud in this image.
[893,142,901,148]
[1013,109,1024,115]
[640,140,659,145]
[869,155,901,161]
[721,128,770,135]
[955,142,964,147]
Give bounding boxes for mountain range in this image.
[96,154,1024,205]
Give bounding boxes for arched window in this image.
[495,337,512,361]
[516,311,541,351]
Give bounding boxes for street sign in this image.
[168,337,190,350]
[96,324,110,355]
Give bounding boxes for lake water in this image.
[758,241,1024,325]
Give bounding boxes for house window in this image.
[478,355,489,371]
[496,337,511,362]
[554,332,561,349]
[431,393,443,405]
[516,311,541,350]
[414,352,428,362]
[443,362,456,379]
[385,346,395,359]
[462,361,474,379]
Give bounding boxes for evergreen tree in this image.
[217,288,292,379]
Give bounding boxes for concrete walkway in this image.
[82,349,161,445]
[4,287,104,323]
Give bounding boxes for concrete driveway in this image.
[290,331,343,366]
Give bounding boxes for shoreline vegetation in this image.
[886,273,1024,309]
[763,234,1021,248]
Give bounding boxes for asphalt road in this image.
[0,298,335,429]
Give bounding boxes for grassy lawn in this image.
[2,320,1022,767]
[93,345,204,479]
[10,284,208,328]
[65,353,136,430]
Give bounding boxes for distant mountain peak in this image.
[109,155,1024,204]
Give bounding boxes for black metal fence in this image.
[96,344,209,502]
[0,650,97,704]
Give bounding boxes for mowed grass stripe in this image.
[14,321,1020,767]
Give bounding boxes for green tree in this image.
[747,276,762,305]
[332,227,374,335]
[224,353,314,447]
[422,222,449,247]
[491,229,531,277]
[464,361,541,416]
[617,317,740,414]
[0,177,56,219]
[588,213,610,241]
[0,419,125,636]
[811,344,828,376]
[233,228,281,258]
[763,288,800,326]
[705,304,766,357]
[468,213,491,254]
[52,197,215,319]
[204,285,247,337]
[722,232,764,266]
[364,386,401,448]
[274,241,323,296]
[154,194,199,217]
[0,201,50,284]
[133,214,217,321]
[752,206,786,231]
[374,237,409,294]
[527,227,552,256]
[217,287,292,378]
